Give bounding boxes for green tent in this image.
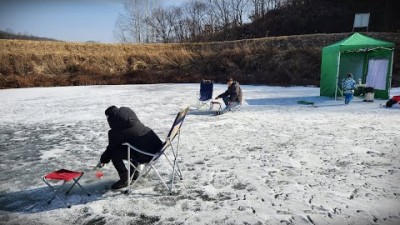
[320,33,394,99]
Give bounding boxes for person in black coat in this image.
[98,106,163,189]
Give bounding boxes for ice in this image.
[0,84,399,225]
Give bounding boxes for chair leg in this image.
[72,176,90,196]
[151,165,171,193]
[127,145,131,192]
[65,175,79,195]
[43,178,71,208]
[164,153,183,180]
[124,165,151,195]
[64,174,90,197]
[231,103,242,112]
[140,164,153,178]
[170,140,183,180]
[197,100,212,110]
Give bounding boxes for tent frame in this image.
[320,33,395,100]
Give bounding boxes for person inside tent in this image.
[96,106,163,189]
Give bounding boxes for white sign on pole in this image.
[353,13,370,30]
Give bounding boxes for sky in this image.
[0,0,186,43]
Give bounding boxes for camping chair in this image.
[123,107,189,194]
[197,80,214,109]
[216,101,243,115]
[218,92,244,114]
[43,169,90,208]
[229,101,242,112]
[229,91,244,112]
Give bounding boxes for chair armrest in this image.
[122,143,157,157]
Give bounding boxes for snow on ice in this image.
[0,84,399,225]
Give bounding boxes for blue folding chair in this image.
[197,80,214,109]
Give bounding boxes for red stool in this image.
[43,169,90,208]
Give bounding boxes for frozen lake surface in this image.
[0,84,399,225]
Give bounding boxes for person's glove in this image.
[94,161,105,169]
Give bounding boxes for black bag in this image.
[364,87,374,93]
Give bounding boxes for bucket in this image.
[364,92,374,102]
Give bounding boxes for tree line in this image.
[114,0,285,43]
[115,0,399,43]
[0,29,59,42]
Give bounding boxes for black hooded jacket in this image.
[100,106,162,164]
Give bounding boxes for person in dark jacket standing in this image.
[215,77,243,114]
[97,106,163,189]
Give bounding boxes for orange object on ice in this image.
[95,171,104,179]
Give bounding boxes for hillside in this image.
[0,32,399,89]
[0,30,59,42]
[200,0,400,42]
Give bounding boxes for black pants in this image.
[110,130,163,177]
[386,99,397,107]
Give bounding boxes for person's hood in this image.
[105,106,140,129]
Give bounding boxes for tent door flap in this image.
[365,59,389,90]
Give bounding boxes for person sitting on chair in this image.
[215,77,243,113]
[97,106,163,190]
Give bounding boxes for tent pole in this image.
[388,50,394,98]
[335,52,341,101]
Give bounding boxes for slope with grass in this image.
[0,33,399,88]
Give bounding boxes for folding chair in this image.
[123,107,189,194]
[231,87,244,112]
[230,101,243,112]
[210,100,222,111]
[197,80,214,109]
[43,169,90,208]
[216,93,244,114]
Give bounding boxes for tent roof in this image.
[324,33,394,52]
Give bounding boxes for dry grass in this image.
[0,32,399,88]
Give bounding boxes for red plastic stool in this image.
[43,169,90,208]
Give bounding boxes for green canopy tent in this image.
[320,33,394,99]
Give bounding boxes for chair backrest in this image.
[199,80,213,101]
[160,107,189,152]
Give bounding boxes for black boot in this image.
[111,170,139,190]
[111,171,129,190]
[111,179,128,190]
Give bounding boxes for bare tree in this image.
[231,0,249,26]
[170,6,190,42]
[114,0,161,43]
[113,14,133,43]
[249,0,284,21]
[114,0,282,43]
[208,0,233,28]
[184,0,208,40]
[145,7,178,43]
[207,0,249,28]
